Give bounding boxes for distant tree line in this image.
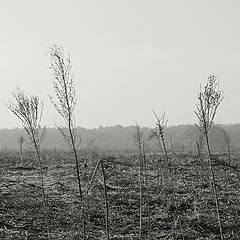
[0,123,239,152]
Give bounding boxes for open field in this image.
[1,150,240,239]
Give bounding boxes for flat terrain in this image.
[1,150,240,239]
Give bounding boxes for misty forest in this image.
[1,43,240,240]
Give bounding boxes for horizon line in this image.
[0,122,239,131]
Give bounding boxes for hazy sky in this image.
[0,0,240,129]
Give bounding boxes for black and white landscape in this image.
[1,1,240,239]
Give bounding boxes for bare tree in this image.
[169,135,175,155]
[7,88,50,239]
[220,127,232,176]
[148,129,163,190]
[195,75,224,240]
[87,156,110,240]
[152,110,172,191]
[18,136,25,165]
[196,134,205,185]
[100,158,110,240]
[132,124,144,240]
[152,110,169,166]
[49,44,85,238]
[152,111,181,237]
[142,141,150,239]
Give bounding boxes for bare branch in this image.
[195,75,224,135]
[49,44,80,151]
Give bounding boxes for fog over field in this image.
[1,124,240,151]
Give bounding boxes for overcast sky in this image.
[0,0,240,129]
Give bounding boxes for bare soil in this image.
[1,150,240,239]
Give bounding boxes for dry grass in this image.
[0,150,240,239]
